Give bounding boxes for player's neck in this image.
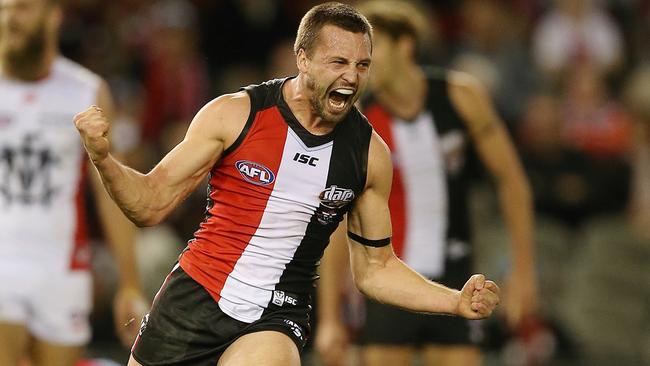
[375,63,426,121]
[283,76,338,135]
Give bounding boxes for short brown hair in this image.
[356,0,429,44]
[294,2,372,57]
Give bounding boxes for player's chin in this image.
[322,107,350,123]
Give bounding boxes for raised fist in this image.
[74,105,111,164]
[457,274,500,319]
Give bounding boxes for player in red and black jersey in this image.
[75,2,501,366]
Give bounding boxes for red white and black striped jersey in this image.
[362,70,472,283]
[180,78,372,323]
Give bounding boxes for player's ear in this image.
[296,48,309,73]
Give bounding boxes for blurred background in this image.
[57,0,650,365]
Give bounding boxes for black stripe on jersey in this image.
[277,96,337,148]
[222,81,279,157]
[424,69,467,135]
[263,106,372,302]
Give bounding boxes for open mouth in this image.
[327,88,354,112]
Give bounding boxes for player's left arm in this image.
[89,80,148,347]
[448,71,538,328]
[348,132,499,318]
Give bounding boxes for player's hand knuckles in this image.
[489,291,499,303]
[489,281,500,293]
[89,119,107,132]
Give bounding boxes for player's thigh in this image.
[30,339,83,366]
[0,322,30,366]
[422,345,481,366]
[217,330,300,366]
[361,345,416,366]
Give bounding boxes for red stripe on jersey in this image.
[180,106,288,302]
[69,157,90,270]
[364,104,407,258]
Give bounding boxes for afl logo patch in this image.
[236,160,275,186]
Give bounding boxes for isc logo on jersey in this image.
[236,160,275,186]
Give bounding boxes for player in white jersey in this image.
[0,0,147,365]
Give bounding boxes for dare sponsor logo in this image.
[315,185,355,225]
[320,185,355,204]
[236,160,275,186]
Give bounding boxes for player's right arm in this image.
[74,91,250,227]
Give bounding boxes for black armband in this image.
[347,231,391,247]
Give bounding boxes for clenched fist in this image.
[74,105,111,165]
[456,274,500,319]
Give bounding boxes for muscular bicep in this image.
[347,132,394,278]
[147,92,250,199]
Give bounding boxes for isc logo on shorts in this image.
[272,290,298,307]
[236,160,275,186]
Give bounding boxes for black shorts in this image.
[357,297,484,347]
[131,265,311,366]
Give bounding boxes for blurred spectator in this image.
[265,37,298,79]
[137,0,210,158]
[451,0,538,127]
[519,93,594,228]
[519,89,631,228]
[623,64,650,239]
[194,0,308,77]
[559,64,633,160]
[214,63,264,95]
[532,0,624,81]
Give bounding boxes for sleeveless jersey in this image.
[0,57,100,275]
[362,70,472,283]
[180,78,372,323]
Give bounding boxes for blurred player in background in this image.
[316,1,537,365]
[0,0,147,365]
